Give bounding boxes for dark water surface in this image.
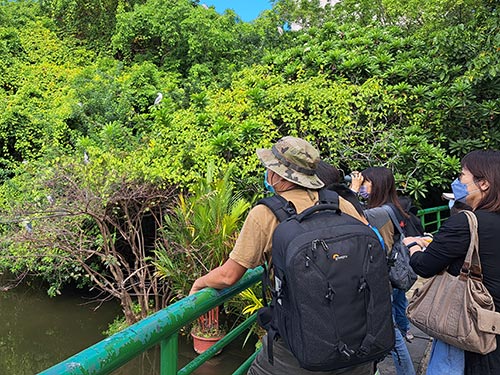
[0,280,256,375]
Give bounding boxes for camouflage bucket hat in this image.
[256,136,324,189]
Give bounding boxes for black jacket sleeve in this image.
[409,211,470,278]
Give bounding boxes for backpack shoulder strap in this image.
[368,224,386,252]
[257,194,297,222]
[381,204,404,236]
[256,194,296,309]
[385,202,405,223]
[318,188,340,208]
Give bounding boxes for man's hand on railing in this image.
[189,259,248,295]
[189,278,207,295]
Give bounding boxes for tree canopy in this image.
[0,0,498,320]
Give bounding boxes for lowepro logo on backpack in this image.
[332,253,349,261]
[257,189,395,371]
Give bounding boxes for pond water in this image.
[0,278,256,375]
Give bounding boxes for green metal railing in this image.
[38,267,264,375]
[39,205,450,375]
[417,205,449,233]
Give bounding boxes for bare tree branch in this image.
[3,165,178,323]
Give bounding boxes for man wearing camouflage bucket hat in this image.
[190,136,372,375]
[256,136,325,190]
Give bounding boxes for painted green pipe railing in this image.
[38,267,264,375]
[417,205,449,233]
[39,205,450,375]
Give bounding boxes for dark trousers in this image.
[248,335,374,375]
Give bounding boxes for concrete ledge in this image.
[417,337,432,375]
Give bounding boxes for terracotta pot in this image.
[191,331,224,355]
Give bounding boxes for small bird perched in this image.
[23,220,32,233]
[154,92,163,105]
[84,150,90,164]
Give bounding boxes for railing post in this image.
[160,333,178,375]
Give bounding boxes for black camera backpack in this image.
[257,189,394,371]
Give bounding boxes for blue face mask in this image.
[359,185,370,199]
[451,178,471,203]
[264,170,275,194]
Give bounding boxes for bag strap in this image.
[461,210,483,280]
[256,195,295,309]
[257,194,297,222]
[293,189,341,223]
[369,224,386,252]
[318,188,340,206]
[260,262,271,307]
[256,195,297,366]
[382,205,404,237]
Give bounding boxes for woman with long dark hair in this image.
[350,166,416,375]
[355,167,408,211]
[406,150,500,374]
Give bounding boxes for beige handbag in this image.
[407,210,500,354]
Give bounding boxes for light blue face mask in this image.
[264,170,275,194]
[451,178,472,203]
[359,185,370,199]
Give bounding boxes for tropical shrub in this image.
[0,8,89,173]
[154,163,251,300]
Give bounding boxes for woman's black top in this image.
[410,210,500,375]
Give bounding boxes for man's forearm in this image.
[189,258,247,295]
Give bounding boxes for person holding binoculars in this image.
[350,167,417,375]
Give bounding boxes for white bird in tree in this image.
[154,92,163,105]
[84,150,90,164]
[201,3,209,9]
[23,220,32,233]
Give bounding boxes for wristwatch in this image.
[406,241,421,249]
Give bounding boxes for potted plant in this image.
[190,306,226,354]
[154,163,250,354]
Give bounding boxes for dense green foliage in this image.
[155,164,250,300]
[0,0,498,320]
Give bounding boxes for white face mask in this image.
[448,199,455,209]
